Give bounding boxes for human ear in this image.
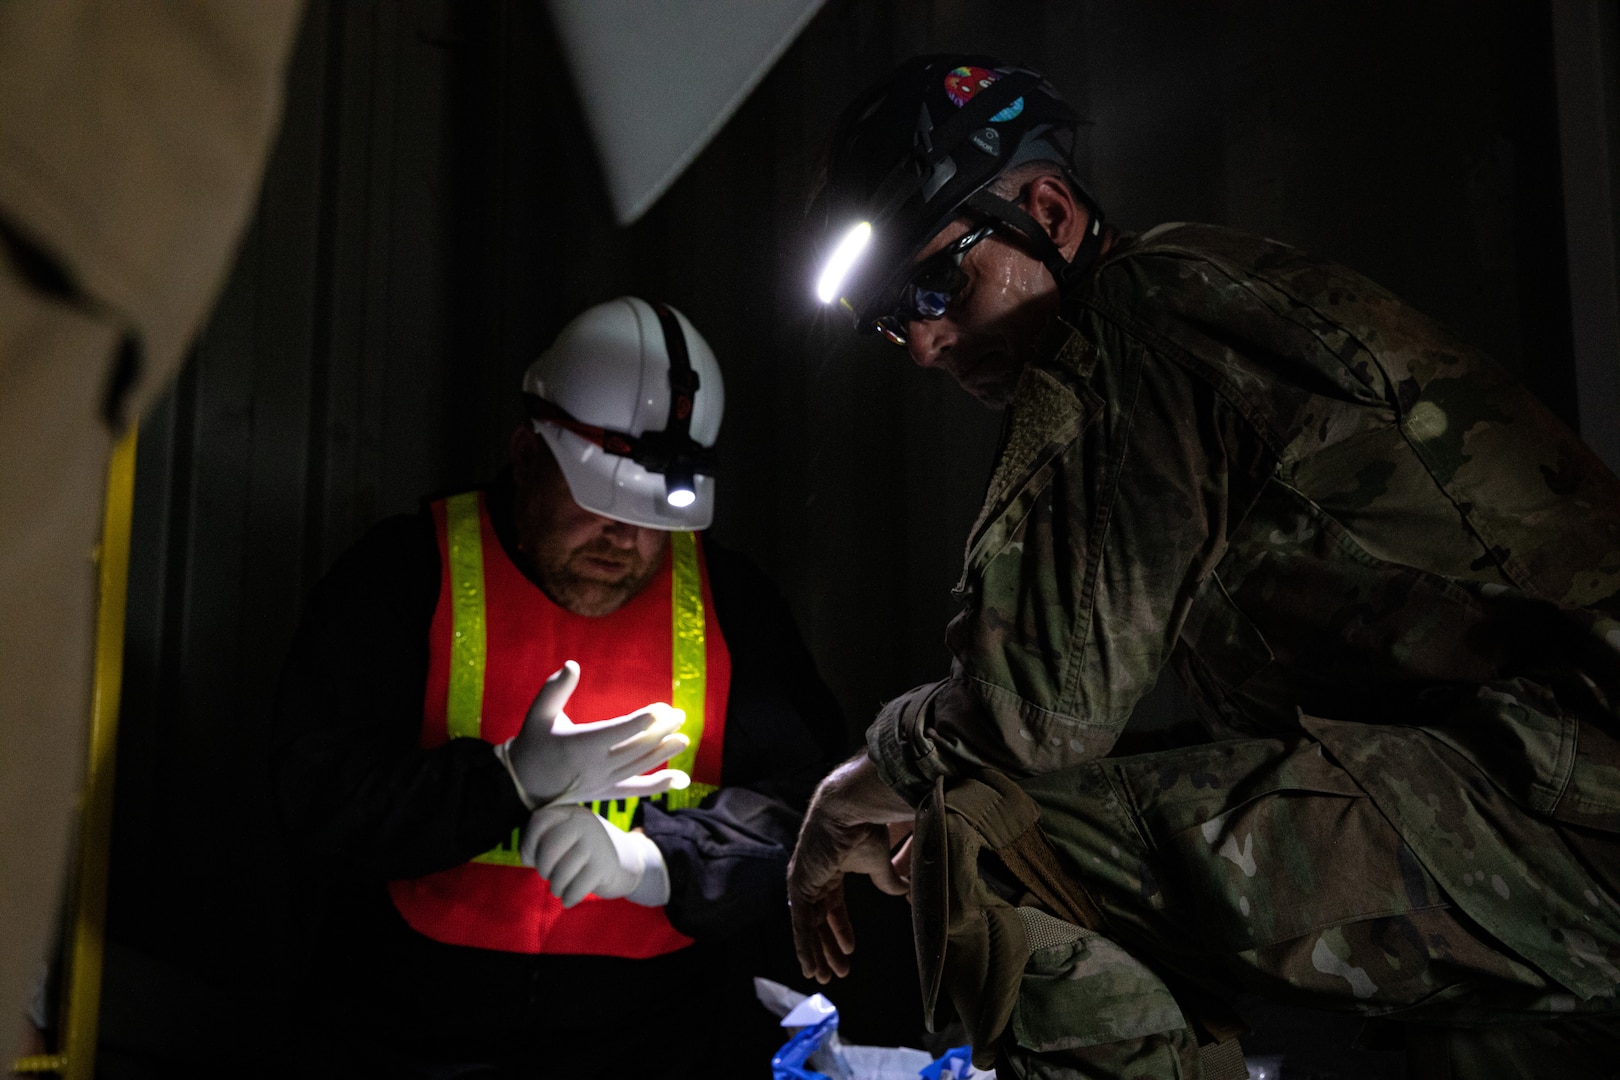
[1021,175,1087,259]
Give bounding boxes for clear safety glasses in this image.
[872,224,996,346]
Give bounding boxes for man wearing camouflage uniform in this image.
[788,55,1620,1078]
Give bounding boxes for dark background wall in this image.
[94,0,1616,1073]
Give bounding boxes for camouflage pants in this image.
[1000,730,1620,1079]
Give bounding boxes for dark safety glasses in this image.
[873,223,996,346]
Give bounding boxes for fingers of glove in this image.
[548,762,689,806]
[554,701,680,744]
[530,809,588,880]
[608,768,690,800]
[524,804,576,848]
[606,733,689,779]
[554,829,618,909]
[545,841,599,906]
[527,661,581,725]
[557,867,602,909]
[549,864,587,909]
[603,705,685,751]
[533,830,578,882]
[518,822,547,867]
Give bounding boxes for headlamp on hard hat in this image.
[524,395,717,507]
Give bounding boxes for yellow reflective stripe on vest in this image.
[477,826,527,867]
[444,493,522,867]
[445,492,487,742]
[590,530,716,825]
[663,530,717,810]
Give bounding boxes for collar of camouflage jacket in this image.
[958,314,1101,593]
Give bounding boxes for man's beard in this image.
[535,539,664,617]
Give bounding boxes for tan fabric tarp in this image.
[0,1,305,1064]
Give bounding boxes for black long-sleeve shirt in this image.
[272,481,844,940]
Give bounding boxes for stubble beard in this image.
[969,353,1023,407]
[534,538,664,617]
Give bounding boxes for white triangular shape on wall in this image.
[547,0,826,225]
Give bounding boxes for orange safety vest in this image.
[387,490,731,956]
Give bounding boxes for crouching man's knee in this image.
[999,908,1246,1080]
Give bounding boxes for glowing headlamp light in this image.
[665,478,697,508]
[816,221,873,305]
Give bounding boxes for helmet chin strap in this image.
[962,188,1105,290]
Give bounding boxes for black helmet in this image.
[811,55,1105,342]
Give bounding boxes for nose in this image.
[906,317,953,369]
[599,518,639,549]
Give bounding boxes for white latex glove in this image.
[520,804,670,908]
[493,660,690,810]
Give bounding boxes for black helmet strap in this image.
[962,188,1105,288]
[646,302,703,499]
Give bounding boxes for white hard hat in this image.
[523,297,724,530]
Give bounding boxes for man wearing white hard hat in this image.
[273,297,843,1077]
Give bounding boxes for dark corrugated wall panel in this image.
[108,1,464,1064]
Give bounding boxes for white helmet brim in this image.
[533,422,716,530]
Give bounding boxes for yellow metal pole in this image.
[12,427,137,1078]
[62,424,136,1079]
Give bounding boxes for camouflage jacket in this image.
[869,223,1620,838]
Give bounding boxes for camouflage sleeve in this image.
[869,317,1274,796]
[867,677,957,803]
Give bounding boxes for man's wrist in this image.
[817,752,915,825]
[492,739,539,811]
[621,829,669,907]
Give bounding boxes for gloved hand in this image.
[520,803,670,908]
[493,660,690,809]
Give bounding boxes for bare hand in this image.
[787,754,914,983]
[887,822,915,892]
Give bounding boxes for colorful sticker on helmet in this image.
[943,66,1025,122]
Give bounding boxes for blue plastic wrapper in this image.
[757,980,996,1080]
[771,1010,842,1080]
[918,1045,973,1080]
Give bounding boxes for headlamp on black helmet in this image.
[811,56,1104,341]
